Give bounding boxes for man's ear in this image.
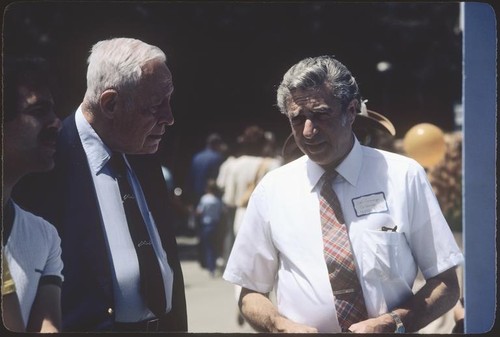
[100,89,118,119]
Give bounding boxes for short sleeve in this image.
[406,163,464,279]
[41,221,64,283]
[223,181,278,293]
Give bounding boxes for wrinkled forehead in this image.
[287,85,336,109]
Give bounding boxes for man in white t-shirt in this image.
[2,56,64,332]
[223,56,464,333]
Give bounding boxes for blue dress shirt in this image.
[75,107,173,322]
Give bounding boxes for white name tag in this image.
[352,192,388,217]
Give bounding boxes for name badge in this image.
[352,192,388,217]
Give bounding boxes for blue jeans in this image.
[200,222,217,273]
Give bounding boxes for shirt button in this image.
[107,308,114,315]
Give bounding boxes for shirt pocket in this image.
[361,229,410,282]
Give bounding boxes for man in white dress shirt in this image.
[223,55,464,333]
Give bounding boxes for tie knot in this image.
[321,170,338,184]
[109,152,127,178]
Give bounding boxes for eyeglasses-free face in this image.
[286,84,357,170]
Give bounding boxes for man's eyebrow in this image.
[311,105,330,111]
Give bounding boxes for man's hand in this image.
[347,314,395,333]
[271,315,318,333]
[349,267,460,333]
[239,287,318,333]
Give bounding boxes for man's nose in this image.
[158,103,174,126]
[302,118,316,139]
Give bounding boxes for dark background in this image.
[2,1,462,188]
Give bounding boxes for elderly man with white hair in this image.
[13,37,187,332]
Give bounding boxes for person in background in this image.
[2,56,63,332]
[195,179,224,278]
[215,142,240,270]
[226,126,282,236]
[223,55,463,333]
[426,131,463,232]
[218,125,282,326]
[12,38,187,332]
[184,132,226,269]
[185,133,225,207]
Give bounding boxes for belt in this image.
[114,318,162,332]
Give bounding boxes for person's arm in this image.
[26,283,61,333]
[239,287,318,333]
[2,291,26,332]
[349,267,460,333]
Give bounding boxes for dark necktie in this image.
[319,170,368,331]
[109,153,166,318]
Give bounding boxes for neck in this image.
[82,104,97,128]
[82,105,116,151]
[3,161,26,206]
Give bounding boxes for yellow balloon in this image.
[403,123,446,168]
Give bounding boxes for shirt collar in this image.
[75,106,113,175]
[306,136,363,192]
[336,136,363,187]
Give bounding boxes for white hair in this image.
[83,37,166,111]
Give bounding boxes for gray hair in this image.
[83,37,166,111]
[276,55,361,116]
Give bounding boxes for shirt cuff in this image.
[39,275,63,288]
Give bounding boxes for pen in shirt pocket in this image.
[381,225,398,232]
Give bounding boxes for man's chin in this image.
[137,143,160,155]
[303,151,333,167]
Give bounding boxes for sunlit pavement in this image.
[177,236,255,333]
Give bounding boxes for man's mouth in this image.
[148,134,164,140]
[305,141,328,153]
